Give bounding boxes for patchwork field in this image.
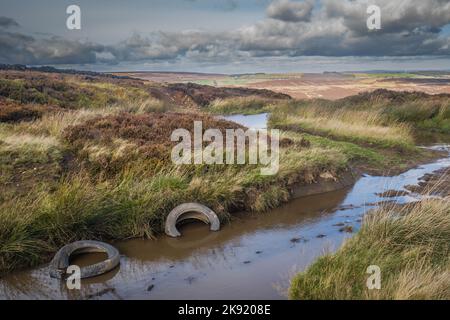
[121,71,450,100]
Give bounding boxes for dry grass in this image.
[0,72,152,109]
[0,100,56,123]
[0,129,63,202]
[208,96,274,115]
[269,89,450,150]
[4,109,112,137]
[316,89,449,133]
[115,98,170,114]
[0,132,59,151]
[278,112,414,149]
[2,97,170,138]
[289,198,450,300]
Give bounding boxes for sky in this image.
[1,0,450,73]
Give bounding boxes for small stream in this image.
[0,114,448,300]
[218,113,269,129]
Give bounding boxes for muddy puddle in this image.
[0,114,448,300]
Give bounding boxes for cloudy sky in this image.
[1,0,450,73]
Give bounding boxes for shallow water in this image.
[0,113,448,300]
[218,113,269,129]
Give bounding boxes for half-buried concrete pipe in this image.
[165,203,220,237]
[49,240,120,279]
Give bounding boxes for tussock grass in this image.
[0,75,152,109]
[289,198,450,300]
[272,89,450,135]
[0,100,55,123]
[0,130,63,202]
[0,132,59,153]
[2,98,172,138]
[270,101,415,150]
[208,96,274,115]
[274,114,413,149]
[201,90,450,154]
[115,98,170,114]
[2,109,113,138]
[0,130,62,170]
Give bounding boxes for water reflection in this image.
[219,113,268,129]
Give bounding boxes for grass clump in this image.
[0,100,56,123]
[208,96,274,115]
[271,112,414,150]
[0,130,63,201]
[289,198,450,300]
[270,90,450,151]
[269,99,415,151]
[270,120,430,175]
[0,73,152,110]
[115,98,170,114]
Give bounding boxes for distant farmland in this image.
[121,71,450,100]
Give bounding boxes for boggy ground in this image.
[0,66,447,278]
[405,167,450,197]
[289,198,450,300]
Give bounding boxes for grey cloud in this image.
[267,0,314,22]
[1,0,450,66]
[184,0,239,11]
[239,0,450,57]
[108,31,239,63]
[0,16,20,29]
[236,21,450,57]
[0,30,106,65]
[324,0,450,36]
[217,0,238,11]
